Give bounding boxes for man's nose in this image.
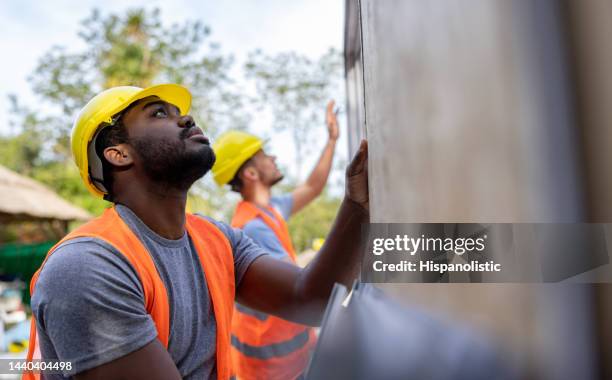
[178,115,195,129]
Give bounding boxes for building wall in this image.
[347,0,584,223]
[344,0,610,378]
[564,0,612,223]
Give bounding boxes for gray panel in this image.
[355,0,583,222]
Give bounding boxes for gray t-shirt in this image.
[31,204,267,379]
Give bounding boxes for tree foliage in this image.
[2,7,247,216]
[245,48,343,180]
[1,7,345,252]
[288,192,342,253]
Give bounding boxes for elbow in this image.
[292,267,330,325]
[310,184,325,198]
[304,178,325,197]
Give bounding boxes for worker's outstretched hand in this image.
[326,100,340,141]
[346,139,369,212]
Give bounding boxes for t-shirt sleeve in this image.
[198,217,269,286]
[271,193,294,221]
[31,238,158,376]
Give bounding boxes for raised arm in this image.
[237,140,369,326]
[291,100,340,214]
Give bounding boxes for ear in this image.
[103,144,134,167]
[240,167,259,183]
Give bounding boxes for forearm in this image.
[293,197,369,323]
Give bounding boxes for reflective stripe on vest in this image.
[230,201,316,380]
[236,303,269,321]
[24,207,235,380]
[231,329,310,360]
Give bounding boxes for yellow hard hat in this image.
[212,130,264,186]
[72,84,191,199]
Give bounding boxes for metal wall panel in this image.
[352,0,583,223]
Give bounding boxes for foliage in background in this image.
[2,8,246,216]
[288,192,341,253]
[0,7,344,250]
[245,48,343,180]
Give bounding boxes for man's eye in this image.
[153,108,167,117]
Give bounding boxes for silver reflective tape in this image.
[235,303,269,321]
[231,329,310,359]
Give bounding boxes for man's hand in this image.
[326,100,340,141]
[346,139,369,212]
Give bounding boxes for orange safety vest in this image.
[230,201,316,380]
[23,207,235,380]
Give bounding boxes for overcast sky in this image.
[0,0,347,186]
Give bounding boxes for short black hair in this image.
[92,99,146,201]
[228,157,254,192]
[94,118,129,201]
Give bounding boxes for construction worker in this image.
[24,84,368,380]
[211,101,340,380]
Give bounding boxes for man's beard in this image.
[130,130,216,191]
[269,174,284,187]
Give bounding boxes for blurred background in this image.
[0,0,347,376]
[2,0,612,379]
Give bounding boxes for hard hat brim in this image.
[112,83,192,118]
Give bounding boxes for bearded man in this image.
[25,84,368,380]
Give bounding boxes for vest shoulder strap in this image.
[185,214,235,380]
[231,201,297,260]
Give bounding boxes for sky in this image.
[0,0,347,188]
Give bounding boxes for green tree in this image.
[287,192,342,253]
[2,8,346,252]
[2,8,247,216]
[244,48,345,250]
[244,48,343,180]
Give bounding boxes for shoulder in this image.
[242,219,282,249]
[193,214,236,241]
[241,219,289,260]
[243,218,272,237]
[193,214,268,285]
[193,214,253,255]
[38,237,138,281]
[33,237,144,310]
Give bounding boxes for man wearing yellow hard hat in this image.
[24,84,368,380]
[211,102,340,380]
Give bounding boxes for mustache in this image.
[180,127,211,145]
[179,127,197,140]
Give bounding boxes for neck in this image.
[241,182,271,208]
[113,177,189,240]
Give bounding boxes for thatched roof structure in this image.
[0,165,92,222]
